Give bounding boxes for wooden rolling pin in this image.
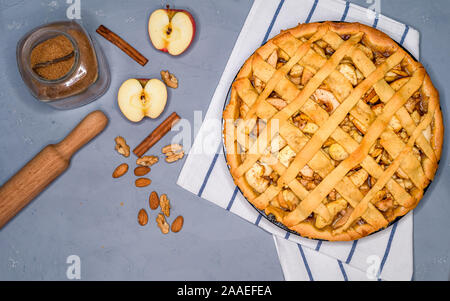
[0,110,108,229]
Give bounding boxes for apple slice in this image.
[118,78,167,122]
[148,6,195,56]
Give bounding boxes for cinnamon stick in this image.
[133,112,181,157]
[96,25,148,66]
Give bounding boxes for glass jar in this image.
[16,21,110,109]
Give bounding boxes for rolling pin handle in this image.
[55,110,108,160]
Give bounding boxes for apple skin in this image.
[148,7,196,56]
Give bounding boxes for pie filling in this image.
[226,23,441,240]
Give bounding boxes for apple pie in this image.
[223,22,443,241]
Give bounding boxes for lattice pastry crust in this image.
[223,22,443,241]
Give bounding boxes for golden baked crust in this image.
[223,22,443,241]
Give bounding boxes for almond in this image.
[149,191,159,210]
[138,209,148,226]
[135,178,151,187]
[171,216,184,233]
[112,163,129,178]
[134,166,150,176]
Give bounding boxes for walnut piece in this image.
[136,155,159,167]
[115,136,130,157]
[156,213,170,234]
[160,70,178,89]
[162,144,183,154]
[165,152,185,163]
[160,194,171,217]
[162,144,185,163]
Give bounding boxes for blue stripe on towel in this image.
[261,0,285,45]
[305,0,319,23]
[197,153,219,197]
[338,260,348,281]
[346,240,358,264]
[315,240,322,251]
[285,232,291,239]
[372,13,379,28]
[298,244,314,281]
[377,222,398,280]
[340,1,350,21]
[255,214,263,225]
[400,25,409,45]
[226,187,239,211]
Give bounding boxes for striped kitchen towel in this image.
[177,0,419,281]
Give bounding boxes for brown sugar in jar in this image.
[17,21,110,109]
[29,29,99,100]
[30,34,76,81]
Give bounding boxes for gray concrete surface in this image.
[0,0,448,281]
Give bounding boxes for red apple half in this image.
[148,6,196,56]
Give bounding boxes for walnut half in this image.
[115,136,130,157]
[136,155,159,167]
[160,70,178,89]
[160,194,171,217]
[162,144,185,163]
[156,213,170,234]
